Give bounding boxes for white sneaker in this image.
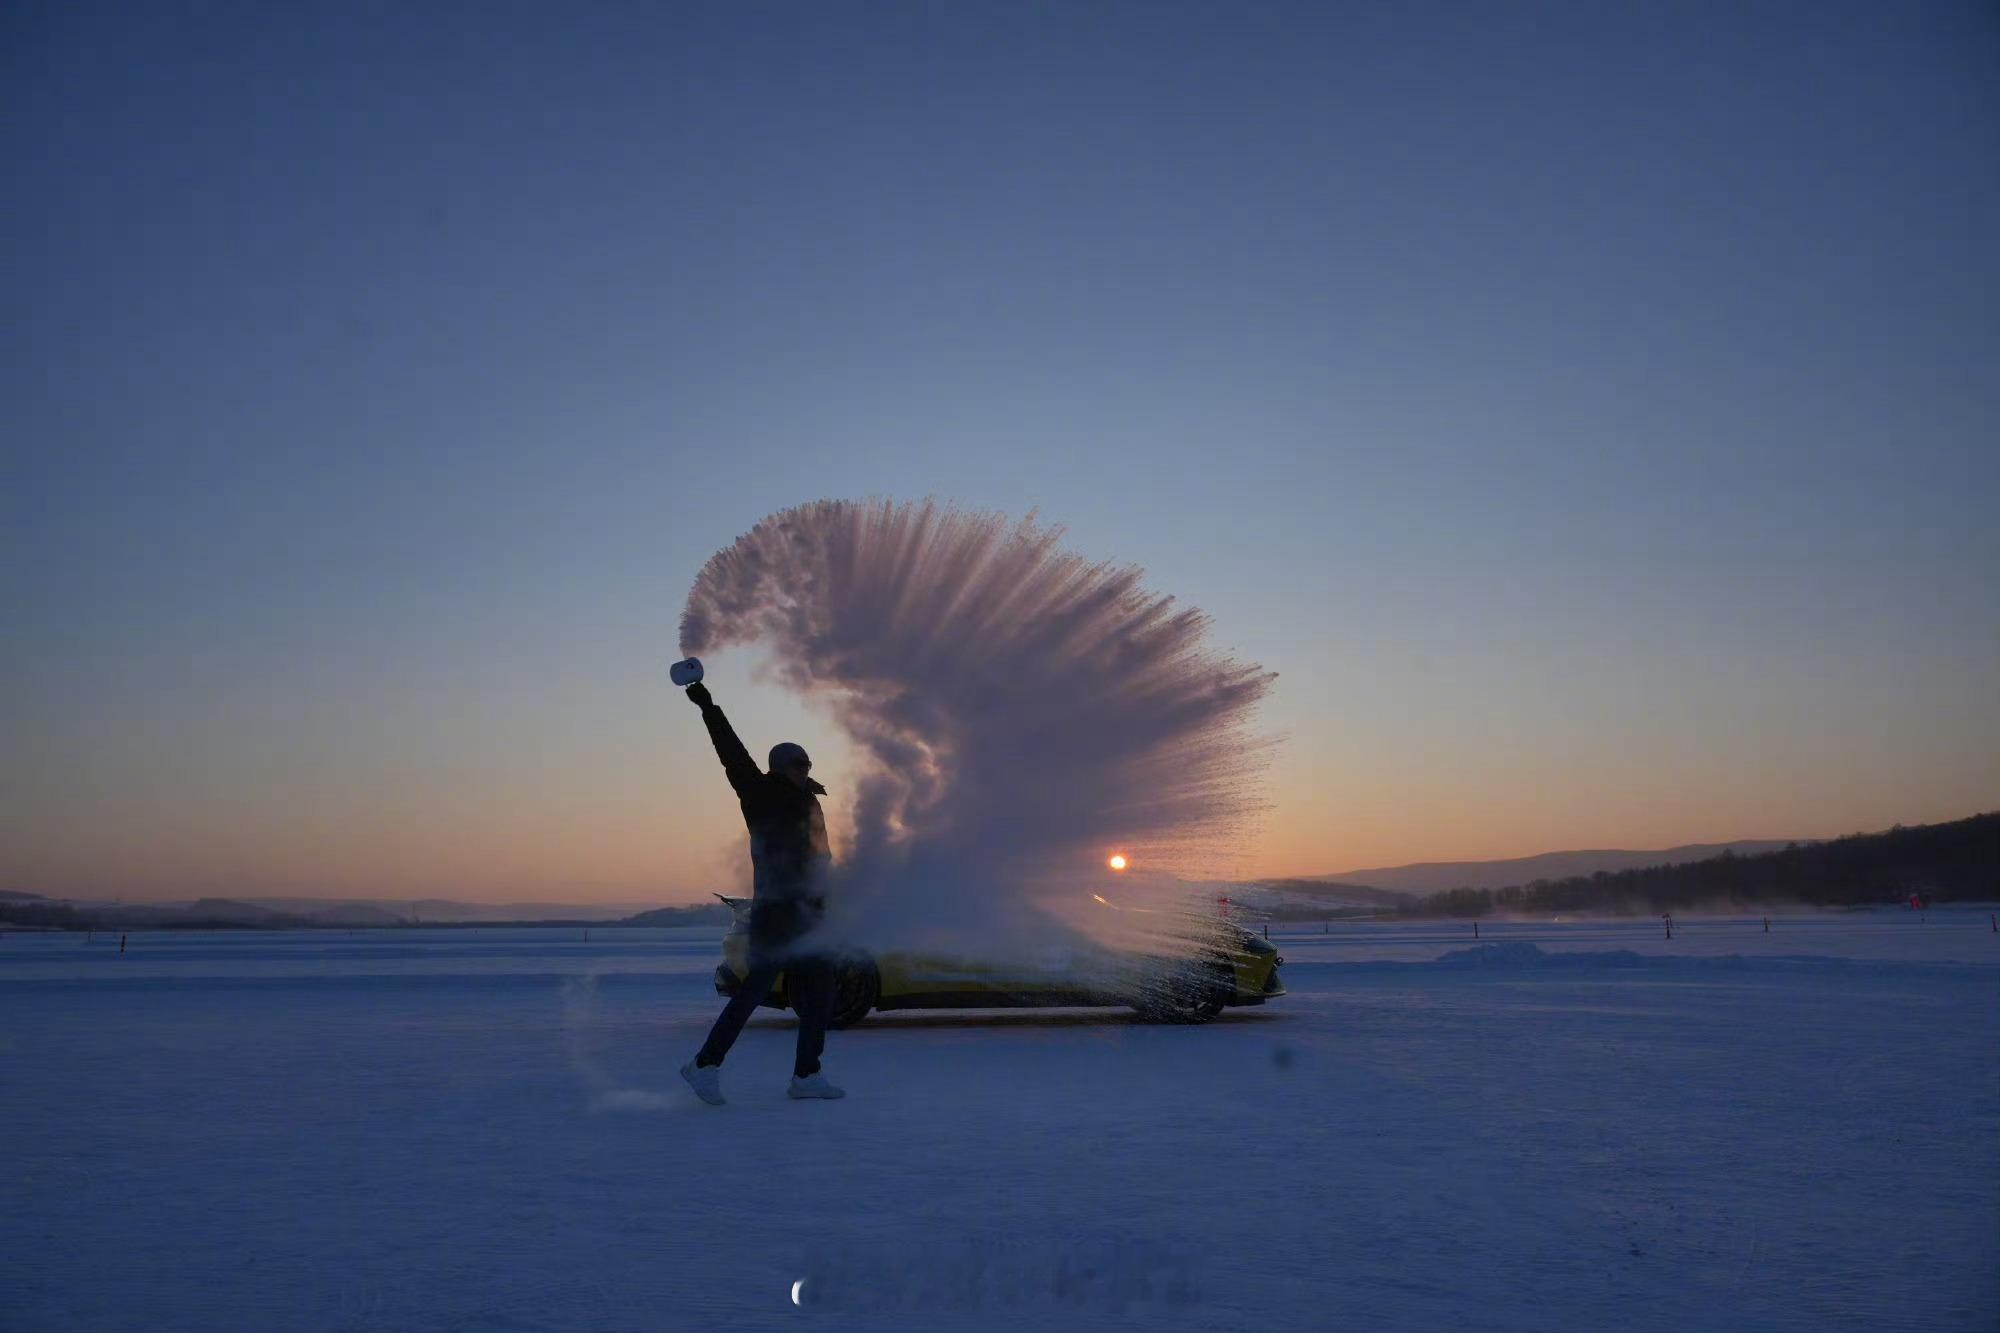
[788,1072,846,1100]
[680,1060,726,1106]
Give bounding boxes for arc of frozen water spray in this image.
[679,499,1277,956]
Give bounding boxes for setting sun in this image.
[1107,854,1127,871]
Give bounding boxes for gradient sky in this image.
[6,1,1996,903]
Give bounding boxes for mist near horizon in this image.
[679,499,1276,955]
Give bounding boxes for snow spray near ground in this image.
[562,973,685,1113]
[679,500,1276,960]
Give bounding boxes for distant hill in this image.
[0,894,662,931]
[221,897,642,923]
[620,902,733,928]
[304,903,411,927]
[1230,879,1410,920]
[1397,813,1997,916]
[1318,841,1801,894]
[184,897,304,923]
[396,898,642,923]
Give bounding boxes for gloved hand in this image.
[684,681,713,709]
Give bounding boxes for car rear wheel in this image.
[1132,961,1231,1025]
[824,957,879,1029]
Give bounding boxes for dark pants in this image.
[696,904,832,1078]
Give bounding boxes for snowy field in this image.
[4,911,1996,1332]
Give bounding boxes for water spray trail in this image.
[680,499,1277,956]
[561,975,683,1112]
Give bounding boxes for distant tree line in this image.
[0,895,734,933]
[0,900,310,931]
[0,901,99,931]
[1397,812,1998,918]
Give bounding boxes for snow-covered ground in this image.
[4,911,1995,1332]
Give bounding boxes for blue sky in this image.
[5,1,1995,900]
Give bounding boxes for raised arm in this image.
[685,682,760,796]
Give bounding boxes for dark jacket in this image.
[698,701,831,911]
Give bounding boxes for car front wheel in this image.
[1132,961,1231,1025]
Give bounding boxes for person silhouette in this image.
[676,676,844,1104]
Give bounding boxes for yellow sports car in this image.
[711,894,1286,1027]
